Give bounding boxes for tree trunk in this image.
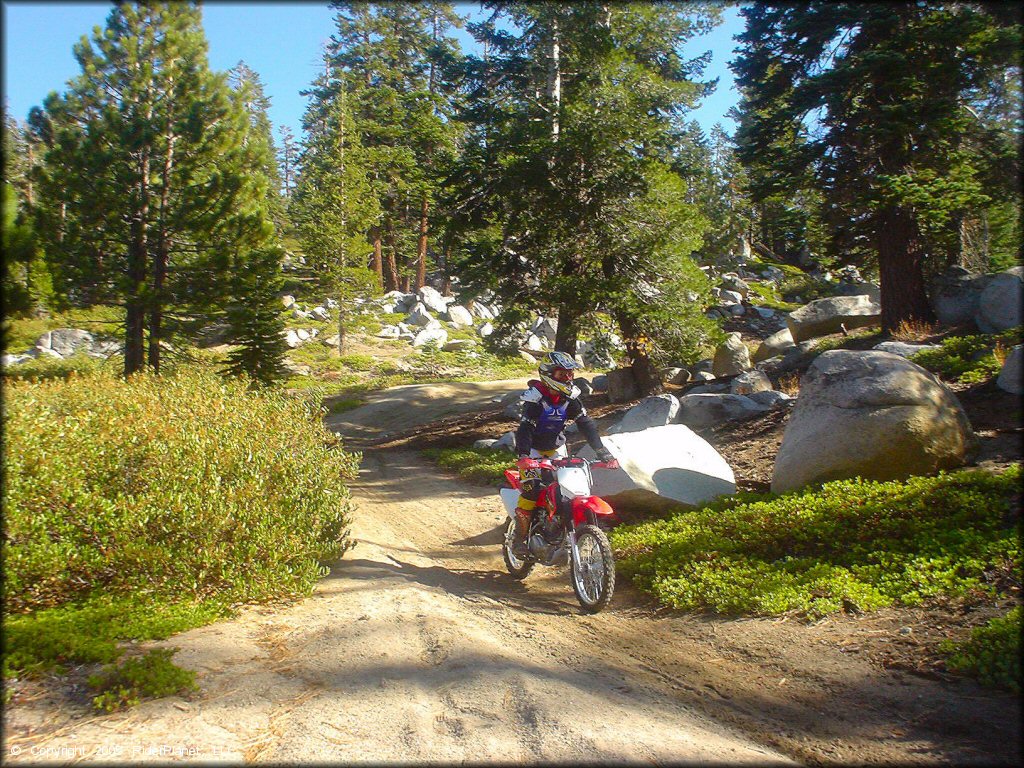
[371,227,383,289]
[415,194,429,291]
[149,128,176,373]
[547,16,561,151]
[554,304,578,355]
[616,312,662,397]
[876,207,935,332]
[125,157,150,377]
[337,303,346,355]
[440,243,453,295]
[383,226,400,293]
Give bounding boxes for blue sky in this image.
[2,1,744,142]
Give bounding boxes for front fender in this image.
[571,495,615,526]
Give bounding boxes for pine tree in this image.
[732,3,1022,330]
[325,1,464,293]
[33,1,277,375]
[292,54,380,354]
[277,125,298,198]
[449,2,720,385]
[2,107,53,322]
[224,245,288,385]
[229,61,288,234]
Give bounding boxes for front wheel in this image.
[571,524,615,613]
[502,517,534,579]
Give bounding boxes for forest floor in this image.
[4,370,1021,765]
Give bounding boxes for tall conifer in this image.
[33,1,276,375]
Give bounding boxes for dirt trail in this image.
[323,378,532,445]
[4,382,1019,765]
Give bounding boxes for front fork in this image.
[566,528,581,570]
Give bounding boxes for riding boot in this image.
[512,507,531,557]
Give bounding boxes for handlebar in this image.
[530,457,618,470]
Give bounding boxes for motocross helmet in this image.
[538,350,581,397]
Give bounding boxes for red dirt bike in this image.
[499,456,618,613]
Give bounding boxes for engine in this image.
[528,514,567,566]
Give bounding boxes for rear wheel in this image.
[502,517,534,579]
[571,524,615,613]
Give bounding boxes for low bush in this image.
[744,281,799,312]
[755,260,830,303]
[911,327,1023,384]
[4,367,361,677]
[611,466,1020,620]
[89,649,199,712]
[941,606,1021,693]
[2,596,227,678]
[2,351,116,382]
[423,447,513,486]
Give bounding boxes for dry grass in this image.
[891,318,936,342]
[993,340,1011,367]
[777,373,801,396]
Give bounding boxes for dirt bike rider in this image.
[511,350,619,557]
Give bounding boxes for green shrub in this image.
[911,327,1023,384]
[745,281,799,312]
[755,260,830,303]
[2,351,115,382]
[611,466,1021,620]
[326,396,366,415]
[88,649,198,712]
[941,607,1022,693]
[424,447,514,485]
[338,353,376,371]
[3,596,226,678]
[3,367,360,616]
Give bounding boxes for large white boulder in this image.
[930,266,985,327]
[997,345,1023,395]
[579,424,736,509]
[772,350,976,493]
[468,300,495,320]
[443,338,476,353]
[712,333,752,377]
[731,370,772,395]
[412,326,448,349]
[607,394,680,435]
[406,302,436,327]
[445,304,474,328]
[532,317,558,344]
[418,285,449,314]
[752,328,796,363]
[975,266,1023,333]
[677,393,769,429]
[35,328,94,358]
[747,390,793,408]
[524,333,546,352]
[786,295,881,342]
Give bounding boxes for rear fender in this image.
[571,495,615,526]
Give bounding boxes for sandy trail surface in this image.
[4,381,1018,765]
